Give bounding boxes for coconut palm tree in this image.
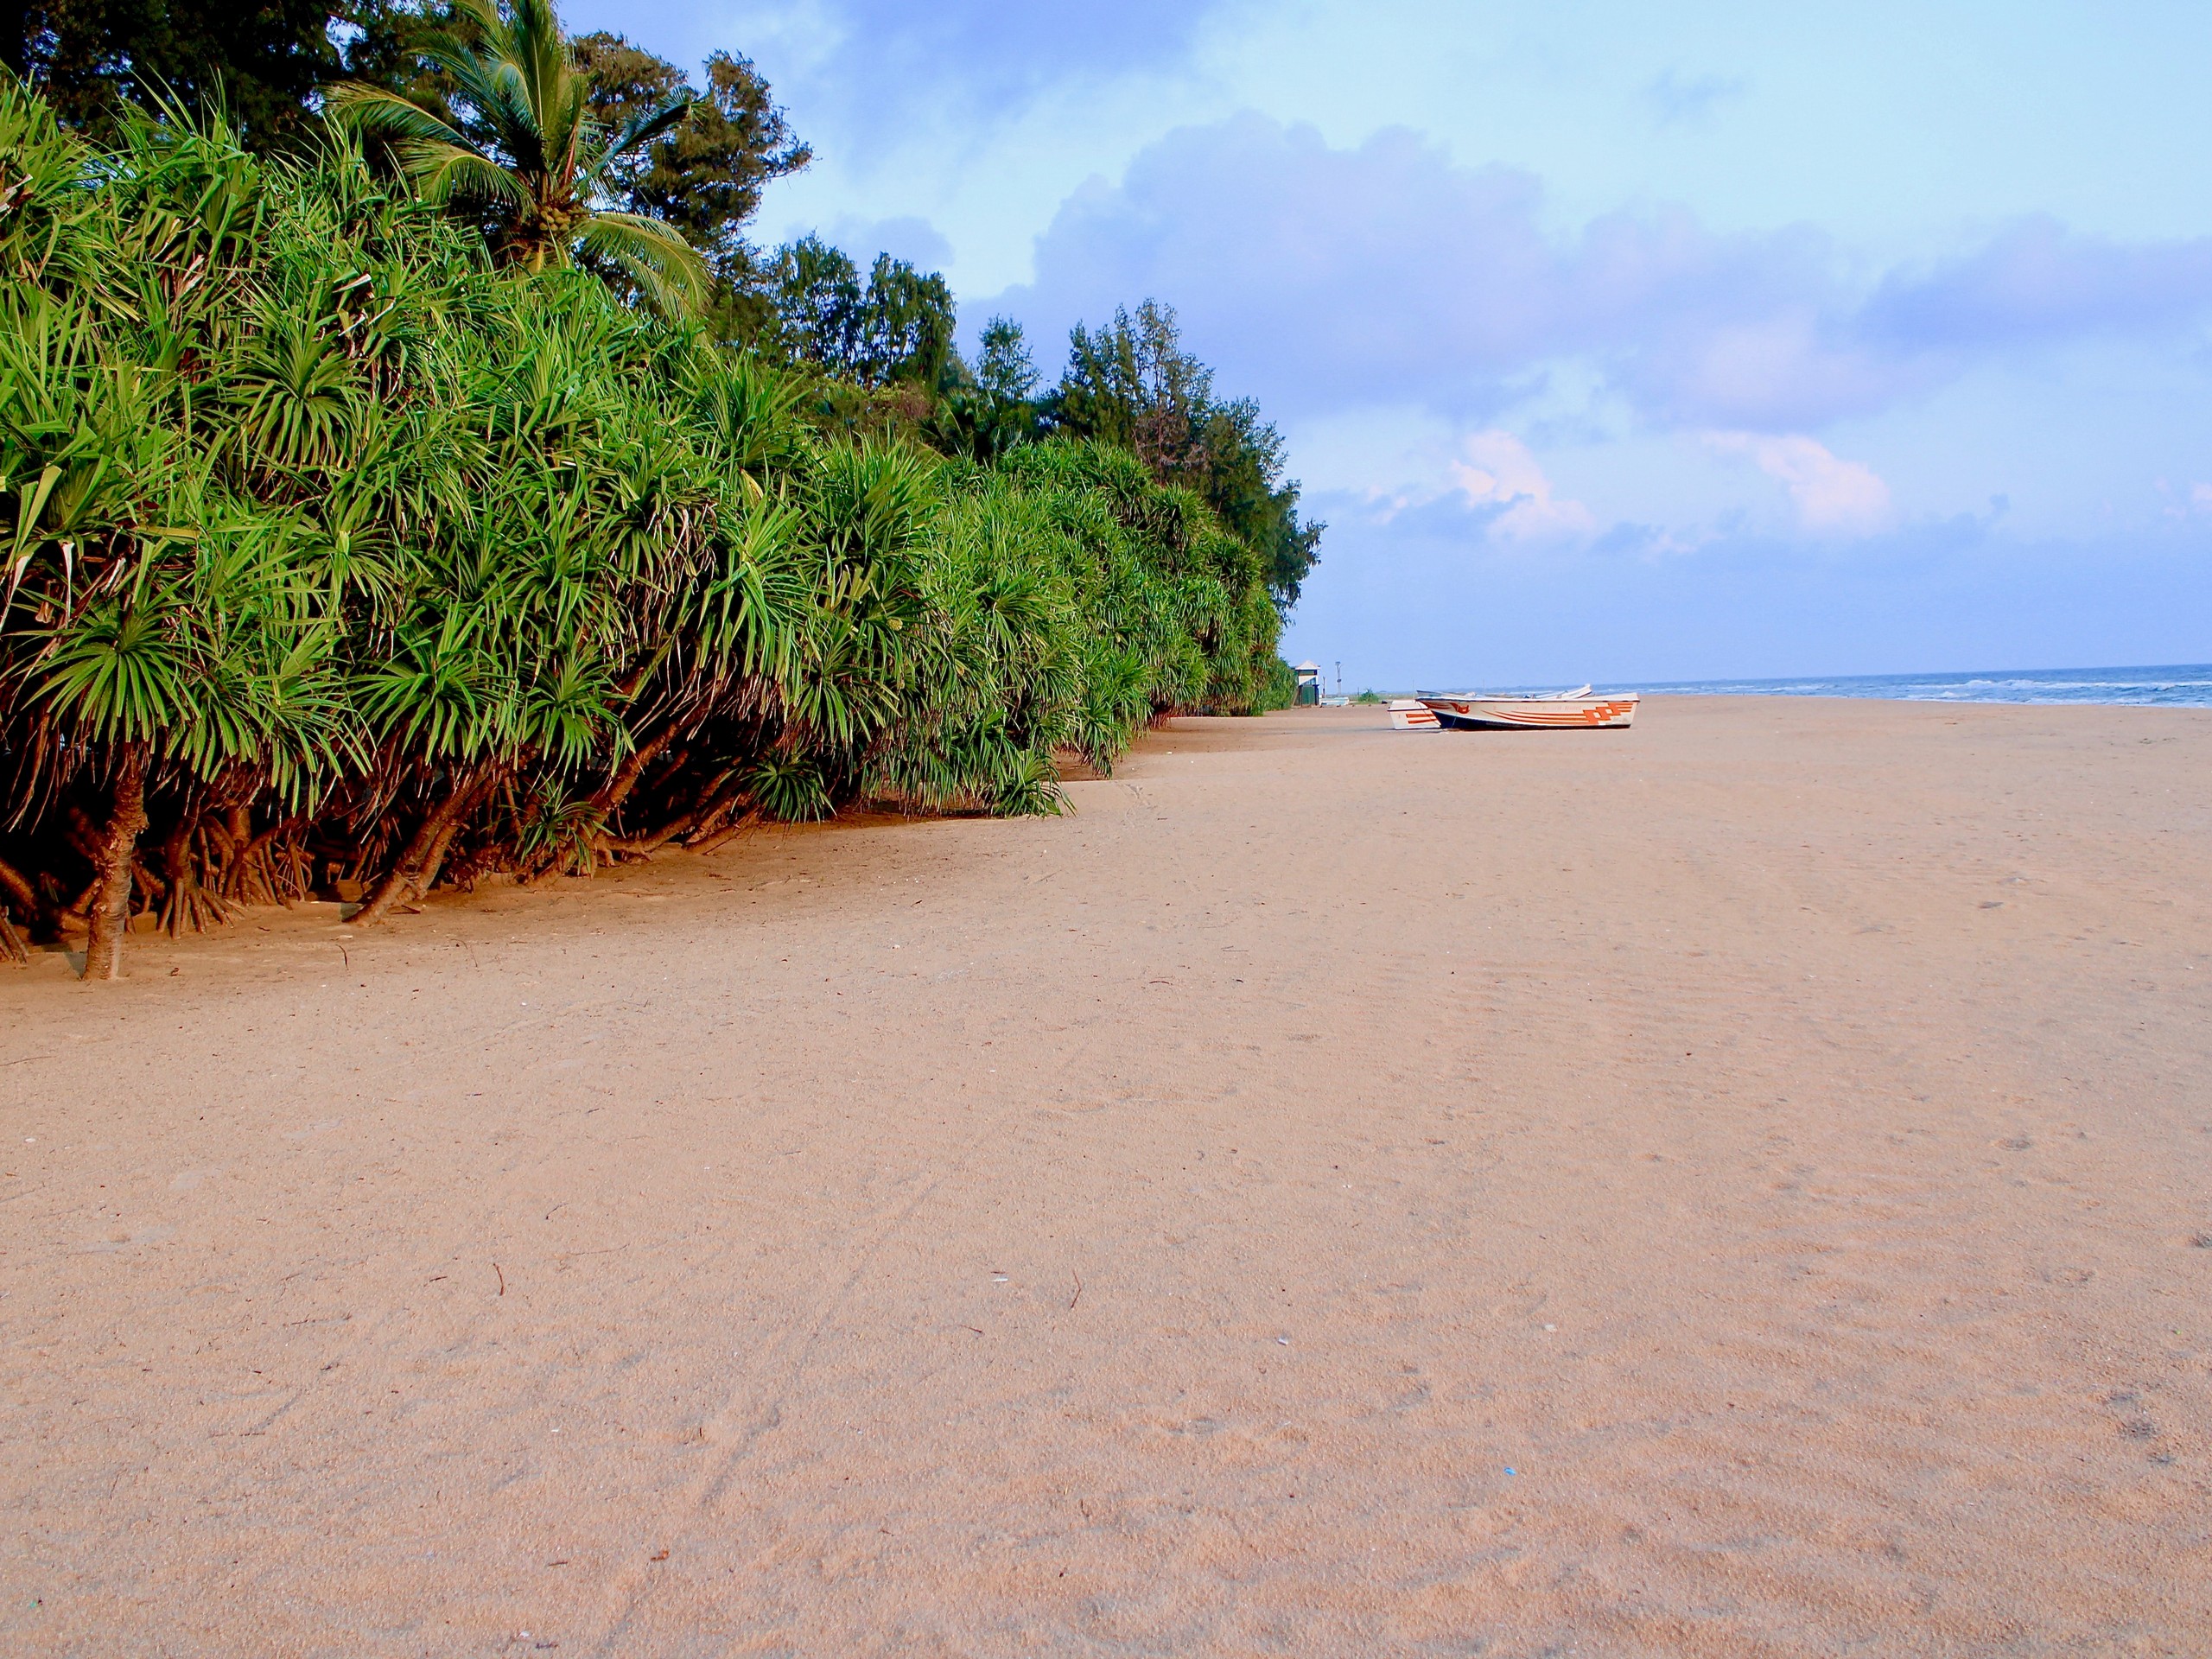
[326,0,708,317]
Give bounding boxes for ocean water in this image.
[1618,664,2212,708]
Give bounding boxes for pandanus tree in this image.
[0,97,363,976]
[0,77,1295,982]
[326,0,708,317]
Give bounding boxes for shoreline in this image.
[4,696,2209,1653]
[1424,664,2212,709]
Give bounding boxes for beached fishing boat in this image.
[1416,686,1639,730]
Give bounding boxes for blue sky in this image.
[567,0,2212,685]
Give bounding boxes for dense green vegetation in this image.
[0,3,1314,979]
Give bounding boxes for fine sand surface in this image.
[3,696,2209,1656]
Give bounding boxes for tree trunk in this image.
[355,768,473,926]
[592,726,678,820]
[598,809,700,858]
[0,853,29,964]
[354,763,493,926]
[62,804,106,863]
[410,772,490,897]
[159,820,231,935]
[689,804,760,855]
[225,810,303,906]
[679,772,747,847]
[82,742,149,981]
[0,854,41,931]
[62,874,100,921]
[0,855,36,915]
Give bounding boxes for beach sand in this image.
[3,696,2208,1656]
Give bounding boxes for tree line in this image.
[4,2,1322,607]
[0,2,1317,978]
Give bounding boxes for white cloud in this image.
[823,213,953,269]
[1448,432,1599,543]
[987,114,2212,431]
[1706,431,1893,534]
[1303,423,1599,543]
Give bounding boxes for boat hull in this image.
[1418,695,1638,730]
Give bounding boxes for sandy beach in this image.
[3,695,2208,1656]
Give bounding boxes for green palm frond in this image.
[321,0,707,316]
[575,94,693,199]
[324,83,474,152]
[35,593,194,746]
[226,321,362,470]
[748,750,830,822]
[515,775,605,874]
[357,609,507,762]
[574,212,707,317]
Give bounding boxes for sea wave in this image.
[1615,664,2212,707]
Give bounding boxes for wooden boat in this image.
[1415,685,1638,730]
[1386,698,1440,729]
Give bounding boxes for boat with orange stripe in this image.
[1415,684,1639,730]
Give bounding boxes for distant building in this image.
[1294,660,1323,705]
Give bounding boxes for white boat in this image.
[1386,698,1440,729]
[1415,685,1639,730]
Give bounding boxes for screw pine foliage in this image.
[0,79,1291,976]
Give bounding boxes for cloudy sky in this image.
[566,0,2212,686]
